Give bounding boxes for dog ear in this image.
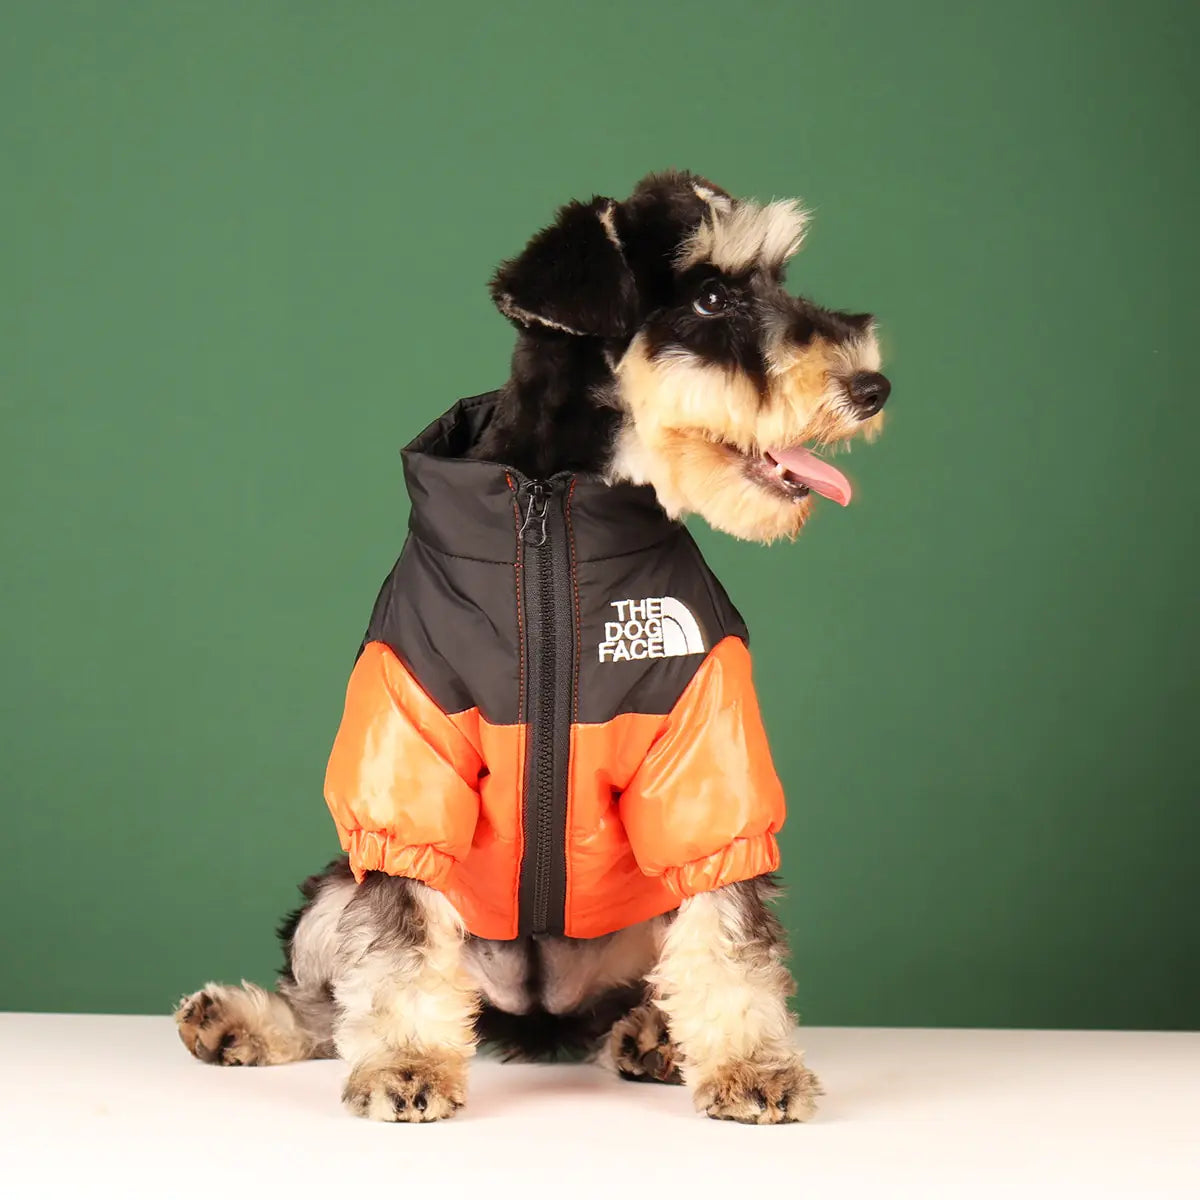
[490,197,639,338]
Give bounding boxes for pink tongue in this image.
[767,446,853,506]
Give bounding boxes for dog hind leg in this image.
[175,858,357,1065]
[648,878,822,1124]
[332,874,479,1122]
[606,1000,683,1083]
[175,981,318,1065]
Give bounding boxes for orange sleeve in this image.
[323,641,482,887]
[618,636,785,898]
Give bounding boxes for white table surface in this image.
[0,1014,1196,1198]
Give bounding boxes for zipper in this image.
[516,478,575,936]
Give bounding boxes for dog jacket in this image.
[324,394,785,939]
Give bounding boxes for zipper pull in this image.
[519,482,550,547]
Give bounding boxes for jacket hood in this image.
[401,392,682,564]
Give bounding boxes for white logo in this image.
[597,597,706,663]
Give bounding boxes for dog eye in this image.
[693,283,730,317]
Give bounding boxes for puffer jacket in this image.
[323,393,785,940]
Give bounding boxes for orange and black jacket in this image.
[324,394,785,940]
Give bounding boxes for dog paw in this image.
[695,1055,822,1124]
[609,1003,683,1084]
[175,986,269,1066]
[342,1055,467,1122]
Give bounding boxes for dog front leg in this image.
[649,877,821,1124]
[331,875,479,1122]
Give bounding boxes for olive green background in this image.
[3,1,1196,1028]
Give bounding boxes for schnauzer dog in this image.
[176,170,890,1125]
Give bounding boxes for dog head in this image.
[490,170,889,542]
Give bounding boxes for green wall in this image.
[3,1,1197,1028]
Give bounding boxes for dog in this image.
[175,170,890,1125]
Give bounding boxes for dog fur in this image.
[176,169,889,1124]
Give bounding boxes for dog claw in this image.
[696,1057,821,1125]
[343,1056,466,1123]
[610,1004,684,1085]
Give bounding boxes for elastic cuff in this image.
[661,834,780,898]
[344,830,456,889]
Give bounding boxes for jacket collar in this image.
[401,393,683,565]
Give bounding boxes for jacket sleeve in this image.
[324,640,482,887]
[618,636,785,898]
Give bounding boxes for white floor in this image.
[0,1015,1196,1198]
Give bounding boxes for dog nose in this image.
[848,371,891,417]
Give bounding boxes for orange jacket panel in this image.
[325,637,782,938]
[325,642,482,889]
[617,636,784,898]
